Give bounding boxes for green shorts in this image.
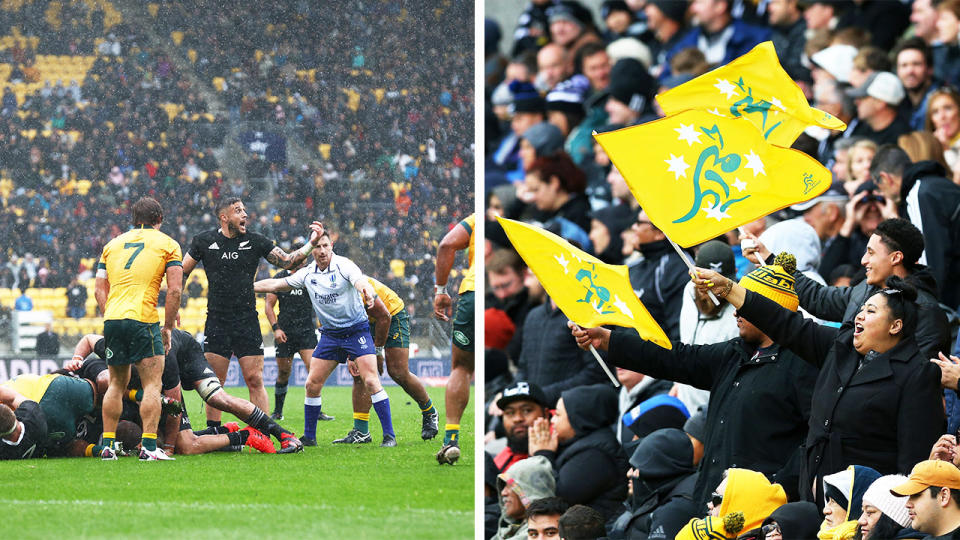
[39,376,95,445]
[386,310,411,349]
[104,319,164,366]
[452,290,474,353]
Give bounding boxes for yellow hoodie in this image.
[676,469,788,540]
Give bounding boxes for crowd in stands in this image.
[485,0,960,538]
[0,0,473,343]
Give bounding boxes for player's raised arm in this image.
[265,221,325,269]
[254,277,295,294]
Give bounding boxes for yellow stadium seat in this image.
[170,31,184,46]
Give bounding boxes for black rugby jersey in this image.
[187,229,274,320]
[272,269,316,334]
[0,401,47,460]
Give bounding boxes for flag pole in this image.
[666,236,720,306]
[738,226,765,267]
[573,324,620,388]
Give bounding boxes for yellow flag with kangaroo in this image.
[656,41,846,147]
[497,217,672,349]
[594,110,831,247]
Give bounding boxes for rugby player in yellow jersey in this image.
[95,197,182,461]
[434,213,475,465]
[338,276,439,444]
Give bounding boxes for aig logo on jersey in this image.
[221,252,239,259]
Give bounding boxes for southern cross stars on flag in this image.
[656,41,846,147]
[594,110,832,247]
[497,217,672,349]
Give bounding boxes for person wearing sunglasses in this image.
[686,257,944,503]
[759,502,822,540]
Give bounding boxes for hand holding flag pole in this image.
[666,237,720,306]
[738,226,765,267]
[571,323,620,388]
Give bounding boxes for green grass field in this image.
[0,385,474,539]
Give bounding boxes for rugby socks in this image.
[226,430,249,447]
[304,396,322,440]
[353,412,370,435]
[370,390,395,438]
[245,406,286,439]
[274,382,288,415]
[444,424,459,445]
[126,389,143,402]
[142,432,158,452]
[207,420,221,429]
[102,431,116,450]
[419,398,436,417]
[84,443,105,457]
[193,425,230,436]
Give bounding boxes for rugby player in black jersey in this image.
[0,385,47,460]
[181,198,320,452]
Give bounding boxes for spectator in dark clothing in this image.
[486,249,537,360]
[572,256,819,514]
[186,276,203,299]
[759,502,823,540]
[66,277,86,319]
[688,267,944,503]
[514,295,608,407]
[894,37,940,133]
[608,428,700,540]
[746,217,951,360]
[768,0,809,83]
[870,148,960,309]
[523,153,591,234]
[491,380,550,474]
[643,0,688,74]
[34,323,59,358]
[528,383,630,523]
[847,72,911,146]
[835,0,910,50]
[627,209,689,341]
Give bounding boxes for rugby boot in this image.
[332,429,372,444]
[139,447,175,461]
[278,432,304,453]
[380,434,397,448]
[421,410,439,440]
[241,427,277,453]
[436,441,460,465]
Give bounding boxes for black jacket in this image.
[793,260,951,358]
[628,240,689,341]
[900,160,960,308]
[605,327,818,509]
[535,384,630,522]
[737,290,945,501]
[516,300,608,407]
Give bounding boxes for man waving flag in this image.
[497,217,671,350]
[594,110,832,247]
[656,41,846,147]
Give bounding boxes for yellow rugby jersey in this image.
[367,276,404,317]
[98,227,182,323]
[458,214,475,294]
[2,373,57,402]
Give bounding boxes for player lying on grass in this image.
[334,275,439,445]
[69,331,302,454]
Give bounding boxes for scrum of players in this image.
[0,197,470,463]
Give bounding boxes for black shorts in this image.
[179,407,193,431]
[275,329,318,358]
[177,342,217,388]
[203,315,264,359]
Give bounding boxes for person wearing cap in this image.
[674,240,741,415]
[488,80,546,185]
[643,0,687,75]
[892,460,960,538]
[604,57,656,126]
[803,0,848,33]
[744,216,950,361]
[660,0,771,80]
[818,465,882,540]
[857,474,920,540]
[768,0,810,84]
[546,2,601,54]
[608,427,701,540]
[569,254,818,512]
[545,74,591,163]
[600,0,643,43]
[518,121,565,172]
[493,455,558,540]
[869,145,960,309]
[846,72,911,146]
[509,0,554,58]
[688,258,945,504]
[628,209,694,341]
[759,501,823,540]
[491,381,550,474]
[527,383,630,522]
